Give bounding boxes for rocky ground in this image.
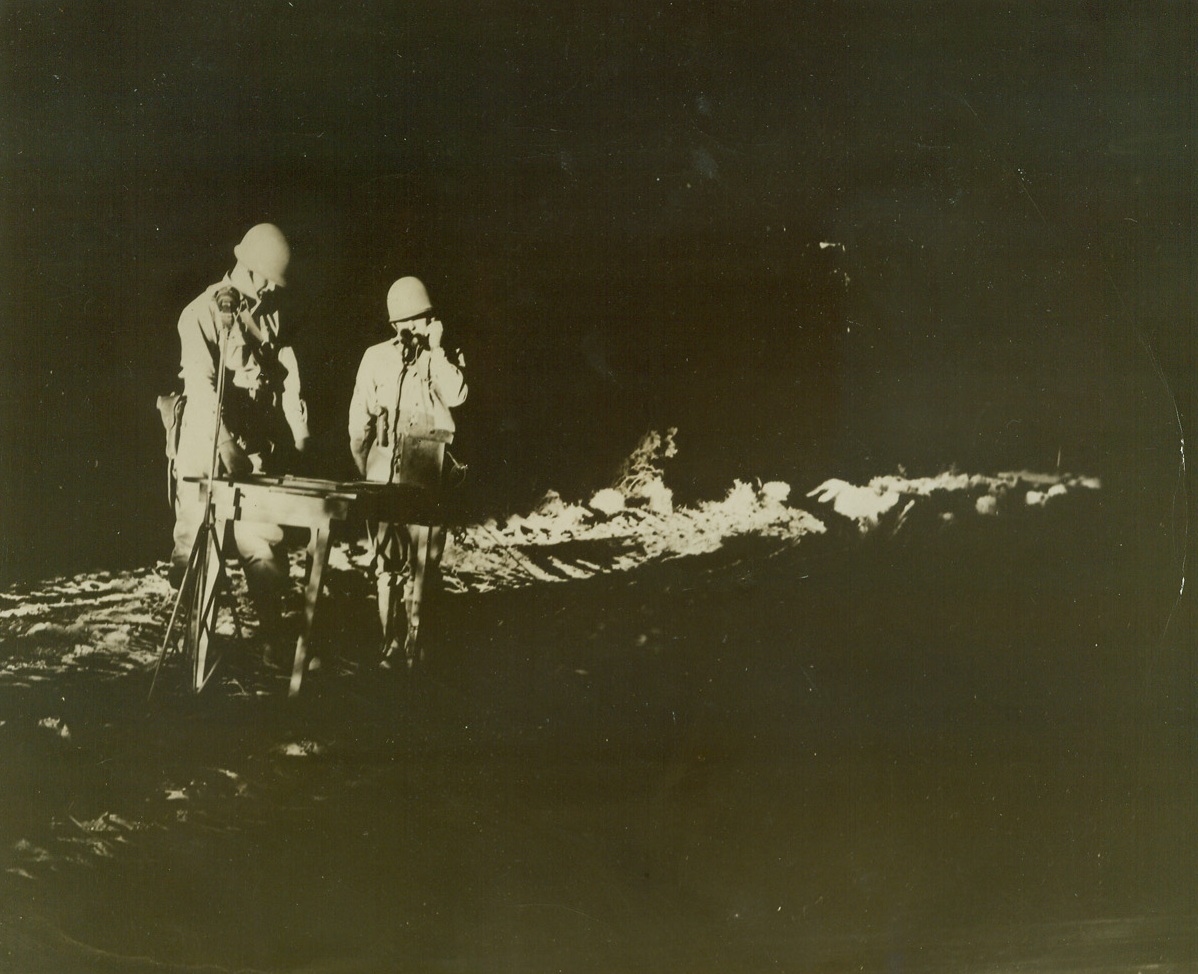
[11,443,1185,974]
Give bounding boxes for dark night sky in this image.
[1,1,1192,582]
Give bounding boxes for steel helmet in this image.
[387,276,432,322]
[233,223,291,287]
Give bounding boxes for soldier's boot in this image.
[377,573,406,670]
[403,578,424,669]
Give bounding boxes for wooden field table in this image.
[181,475,441,695]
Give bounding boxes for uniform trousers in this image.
[171,482,290,639]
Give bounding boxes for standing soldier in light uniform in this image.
[171,223,309,660]
[348,276,467,669]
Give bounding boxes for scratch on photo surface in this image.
[951,92,1047,225]
[43,918,272,972]
[1102,249,1188,666]
[1138,333,1187,648]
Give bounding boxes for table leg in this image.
[289,526,331,697]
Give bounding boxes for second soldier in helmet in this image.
[348,277,468,668]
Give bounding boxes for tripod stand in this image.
[151,293,238,698]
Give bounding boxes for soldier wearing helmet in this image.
[170,223,310,662]
[348,276,468,668]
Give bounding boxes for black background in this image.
[1,0,1192,583]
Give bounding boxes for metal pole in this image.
[149,532,202,699]
[151,292,236,698]
[188,299,235,692]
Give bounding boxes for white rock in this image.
[37,717,70,740]
[807,479,900,530]
[589,488,625,517]
[640,478,675,515]
[760,481,791,506]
